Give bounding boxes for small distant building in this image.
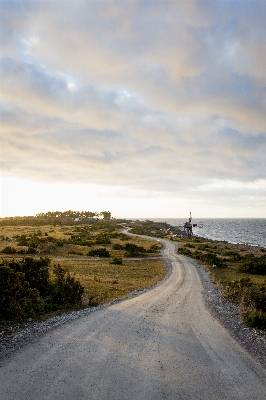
[74,218,80,222]
[87,217,99,222]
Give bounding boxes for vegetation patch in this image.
[0,257,84,322]
[178,237,266,331]
[0,215,167,329]
[55,258,166,307]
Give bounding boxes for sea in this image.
[137,218,266,249]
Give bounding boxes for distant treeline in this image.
[0,210,112,226]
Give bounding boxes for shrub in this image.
[1,246,17,254]
[26,246,37,254]
[17,235,29,246]
[242,311,266,330]
[47,264,84,309]
[178,247,192,256]
[148,244,160,253]
[124,243,146,257]
[0,258,85,321]
[0,265,44,320]
[112,243,125,250]
[94,233,111,245]
[223,251,242,261]
[110,257,123,265]
[237,254,266,275]
[200,252,225,268]
[120,234,130,241]
[129,227,144,235]
[224,278,266,330]
[184,243,195,248]
[87,248,110,257]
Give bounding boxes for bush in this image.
[7,257,50,299]
[148,244,160,253]
[26,246,37,254]
[94,233,111,245]
[223,251,242,261]
[184,243,195,248]
[224,278,266,330]
[120,234,130,241]
[1,246,17,254]
[0,257,84,321]
[87,248,110,257]
[112,243,125,250]
[237,254,266,275]
[110,257,123,265]
[200,252,225,268]
[178,247,192,256]
[242,311,266,330]
[47,264,84,309]
[0,265,44,320]
[123,243,146,257]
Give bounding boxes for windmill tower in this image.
[183,212,193,238]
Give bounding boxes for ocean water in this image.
[148,218,266,248]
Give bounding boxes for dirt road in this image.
[1,240,266,399]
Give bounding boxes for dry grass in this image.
[52,258,166,306]
[0,225,161,258]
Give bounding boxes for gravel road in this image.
[0,240,266,399]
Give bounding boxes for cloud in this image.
[0,0,266,216]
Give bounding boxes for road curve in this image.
[1,240,266,399]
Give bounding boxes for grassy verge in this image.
[178,237,266,331]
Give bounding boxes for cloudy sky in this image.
[1,0,266,218]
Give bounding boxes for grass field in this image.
[0,223,162,258]
[52,258,166,306]
[0,221,166,316]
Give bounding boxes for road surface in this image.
[1,239,266,399]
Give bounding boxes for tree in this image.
[101,211,111,220]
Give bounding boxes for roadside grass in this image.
[178,237,266,330]
[52,258,166,306]
[178,237,266,284]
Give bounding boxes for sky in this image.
[0,0,266,219]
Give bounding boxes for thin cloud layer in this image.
[0,0,266,215]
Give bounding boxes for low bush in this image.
[200,252,225,268]
[112,243,125,250]
[87,248,110,257]
[237,254,266,275]
[178,247,192,256]
[224,277,266,330]
[0,257,84,321]
[94,233,111,245]
[242,311,266,330]
[184,243,195,248]
[110,257,123,265]
[124,243,146,257]
[68,250,83,255]
[1,246,17,254]
[147,244,160,253]
[223,251,242,261]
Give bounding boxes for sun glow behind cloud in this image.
[0,0,265,218]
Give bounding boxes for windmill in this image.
[182,212,196,238]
